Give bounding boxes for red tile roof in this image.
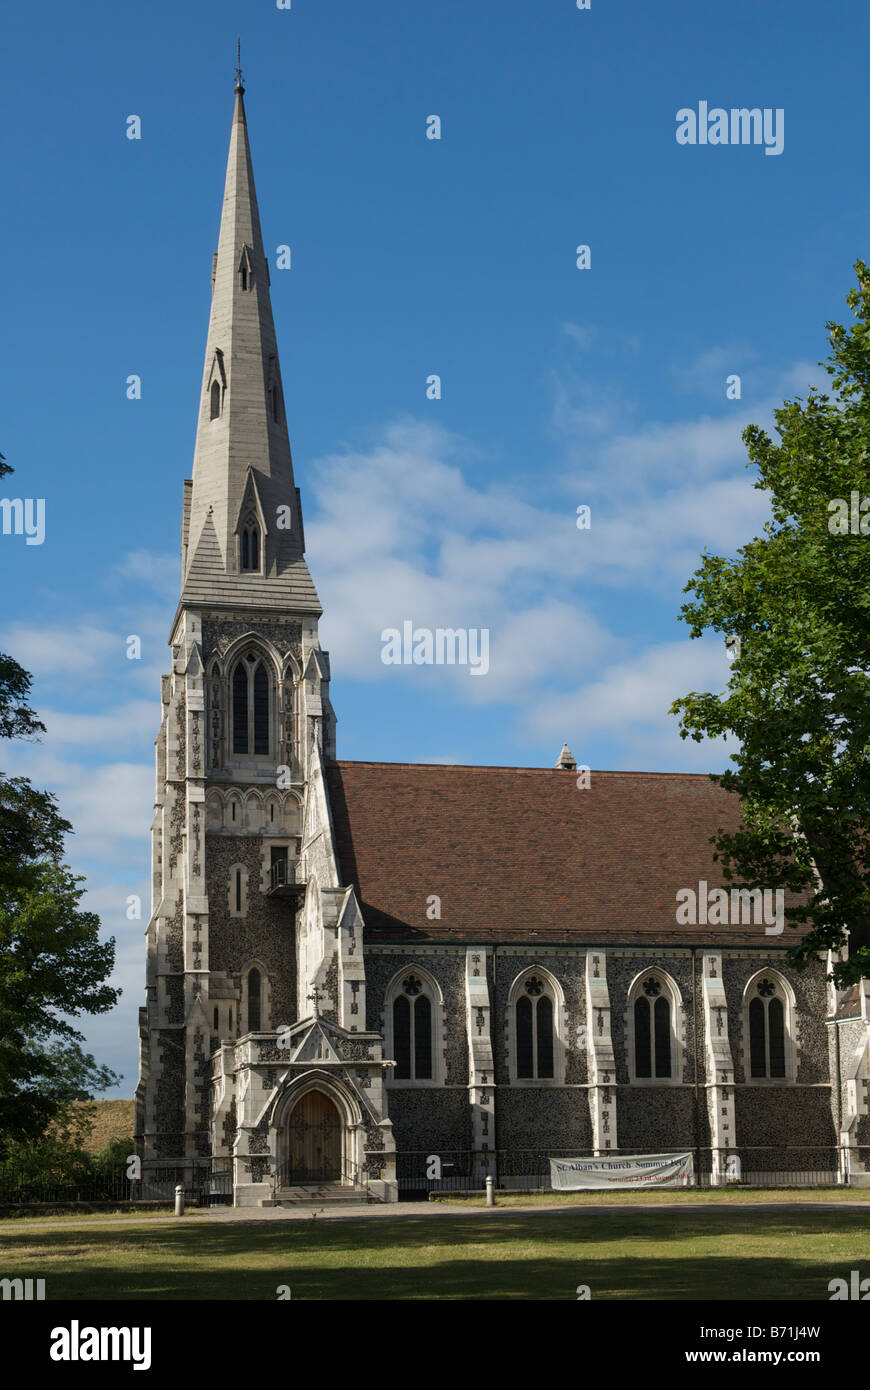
[325,761,786,947]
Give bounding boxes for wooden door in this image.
[287,1091,341,1182]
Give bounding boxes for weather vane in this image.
[235,38,244,93]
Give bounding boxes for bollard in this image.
[175,1183,185,1216]
[485,1175,495,1207]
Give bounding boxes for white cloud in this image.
[2,741,153,866]
[0,615,170,697]
[529,637,740,770]
[562,321,597,351]
[113,550,180,600]
[307,405,778,703]
[38,700,157,753]
[0,623,119,678]
[60,762,154,863]
[69,882,147,1094]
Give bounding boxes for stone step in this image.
[261,1183,373,1207]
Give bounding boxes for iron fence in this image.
[396,1146,853,1196]
[0,1159,233,1209]
[396,1150,495,1195]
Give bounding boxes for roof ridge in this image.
[328,760,724,779]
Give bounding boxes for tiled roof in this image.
[325,761,790,948]
[179,508,321,613]
[833,983,864,1020]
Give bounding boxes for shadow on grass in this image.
[2,1207,869,1252]
[0,1209,867,1300]
[0,1253,850,1301]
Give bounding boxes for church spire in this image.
[179,75,319,615]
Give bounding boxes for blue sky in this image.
[2,0,868,1095]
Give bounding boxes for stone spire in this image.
[555,743,577,771]
[179,79,320,615]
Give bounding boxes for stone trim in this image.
[585,951,617,1152]
[465,948,495,1151]
[701,951,736,1182]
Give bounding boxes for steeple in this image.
[555,743,577,771]
[179,78,320,614]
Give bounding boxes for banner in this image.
[550,1152,694,1190]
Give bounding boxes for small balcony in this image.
[267,857,306,902]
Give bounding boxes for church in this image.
[134,79,870,1204]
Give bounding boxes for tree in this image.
[0,452,121,1156]
[671,263,870,987]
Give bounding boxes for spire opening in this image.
[240,515,261,572]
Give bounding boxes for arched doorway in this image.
[286,1090,342,1182]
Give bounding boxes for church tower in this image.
[135,77,396,1204]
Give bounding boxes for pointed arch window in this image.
[210,380,222,420]
[240,522,260,572]
[247,968,261,1032]
[238,247,253,293]
[385,970,444,1086]
[749,978,787,1079]
[507,969,564,1084]
[628,973,679,1083]
[231,652,271,756]
[634,982,671,1079]
[393,975,432,1080]
[515,975,555,1080]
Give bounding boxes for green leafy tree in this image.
[671,264,870,987]
[0,452,121,1156]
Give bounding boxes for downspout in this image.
[834,1011,843,1183]
[692,946,701,1184]
[493,944,498,1186]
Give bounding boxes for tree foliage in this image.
[671,264,870,986]
[0,452,121,1154]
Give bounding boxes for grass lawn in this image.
[434,1188,870,1207]
[0,1207,179,1226]
[64,1099,135,1153]
[0,1206,867,1300]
